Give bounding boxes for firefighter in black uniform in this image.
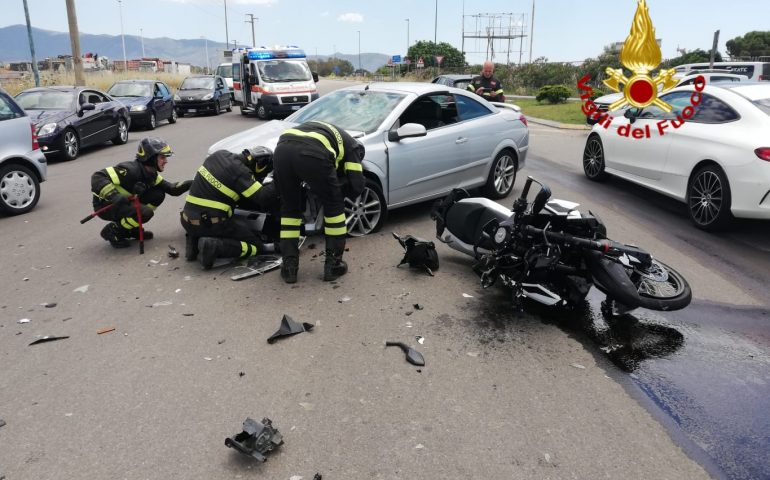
[273,121,365,284]
[91,137,191,248]
[180,146,279,269]
[467,60,505,102]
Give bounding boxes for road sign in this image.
[435,55,444,66]
[392,55,401,64]
[416,57,424,68]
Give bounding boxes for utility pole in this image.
[405,18,410,55]
[357,30,361,75]
[223,0,229,47]
[22,0,40,87]
[232,40,237,49]
[709,30,720,69]
[118,0,127,68]
[140,28,146,57]
[201,36,210,73]
[245,14,257,48]
[434,0,438,44]
[529,0,535,63]
[65,0,85,85]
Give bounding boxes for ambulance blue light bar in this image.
[247,47,306,60]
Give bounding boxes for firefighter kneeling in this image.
[181,146,279,269]
[273,121,365,283]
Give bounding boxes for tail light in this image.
[759,75,765,81]
[755,147,770,162]
[31,123,39,150]
[519,114,528,127]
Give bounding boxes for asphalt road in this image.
[2,79,765,479]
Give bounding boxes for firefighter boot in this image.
[185,233,199,261]
[100,222,131,249]
[280,239,299,284]
[126,229,154,240]
[323,236,348,281]
[198,237,244,270]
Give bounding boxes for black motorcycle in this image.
[431,177,692,315]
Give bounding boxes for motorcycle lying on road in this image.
[431,176,692,315]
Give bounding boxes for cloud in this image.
[166,0,276,5]
[337,13,364,23]
[320,11,330,17]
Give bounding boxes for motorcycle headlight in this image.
[37,122,57,136]
[494,226,509,245]
[173,94,180,101]
[130,104,147,112]
[202,93,214,100]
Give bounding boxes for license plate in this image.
[188,109,196,113]
[291,105,300,110]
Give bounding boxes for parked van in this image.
[234,46,319,119]
[215,62,236,103]
[674,62,770,81]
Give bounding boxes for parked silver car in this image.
[208,82,529,235]
[0,87,47,215]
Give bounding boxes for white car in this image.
[582,83,770,230]
[209,82,529,236]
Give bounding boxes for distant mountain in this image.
[308,53,391,73]
[1,25,390,72]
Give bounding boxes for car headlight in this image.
[202,93,214,100]
[494,226,509,245]
[173,94,180,101]
[130,105,147,112]
[37,122,58,136]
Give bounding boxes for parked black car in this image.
[174,75,232,116]
[14,86,130,161]
[107,79,177,130]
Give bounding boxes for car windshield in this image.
[15,90,74,110]
[216,64,232,78]
[288,89,406,134]
[108,83,152,97]
[257,60,311,82]
[454,80,471,90]
[180,77,215,90]
[753,98,770,116]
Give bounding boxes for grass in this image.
[510,98,588,125]
[2,71,188,96]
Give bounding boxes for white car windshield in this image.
[257,60,311,82]
[180,78,215,90]
[288,90,406,134]
[15,90,74,110]
[108,83,152,97]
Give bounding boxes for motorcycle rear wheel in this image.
[633,260,692,311]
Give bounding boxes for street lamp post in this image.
[118,0,127,69]
[223,0,229,47]
[201,36,210,74]
[357,30,361,76]
[405,18,409,55]
[140,28,145,57]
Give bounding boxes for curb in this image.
[525,116,591,131]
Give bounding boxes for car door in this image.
[74,90,109,146]
[154,82,170,119]
[216,77,227,105]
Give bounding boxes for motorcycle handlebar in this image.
[522,225,612,253]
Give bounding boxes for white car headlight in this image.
[130,105,147,112]
[494,226,508,245]
[37,123,57,136]
[173,94,180,101]
[202,93,214,100]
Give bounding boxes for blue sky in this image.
[4,0,769,64]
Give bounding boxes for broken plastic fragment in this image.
[416,336,425,345]
[462,293,474,298]
[385,341,425,366]
[149,259,160,264]
[413,303,424,310]
[571,363,586,370]
[204,357,213,361]
[338,296,352,303]
[267,314,314,344]
[73,285,89,293]
[224,417,283,462]
[168,245,179,258]
[17,318,30,324]
[151,300,172,307]
[97,327,115,335]
[466,351,479,357]
[29,335,69,346]
[415,443,425,449]
[42,302,57,308]
[175,289,181,293]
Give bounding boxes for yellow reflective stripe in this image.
[241,241,249,257]
[284,128,337,160]
[185,194,233,216]
[255,164,267,173]
[325,226,347,236]
[121,217,139,229]
[106,167,120,185]
[494,89,504,94]
[280,231,301,238]
[154,174,163,186]
[325,213,346,224]
[344,162,362,172]
[197,166,239,201]
[241,181,262,198]
[281,217,302,226]
[98,184,116,198]
[310,121,344,162]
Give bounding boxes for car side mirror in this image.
[79,103,96,115]
[312,71,319,83]
[624,107,639,124]
[388,123,427,142]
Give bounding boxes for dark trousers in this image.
[94,189,165,233]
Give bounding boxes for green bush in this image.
[536,85,571,104]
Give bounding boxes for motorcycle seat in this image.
[447,198,511,246]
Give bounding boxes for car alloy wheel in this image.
[688,166,731,230]
[169,108,178,124]
[344,180,386,237]
[483,149,517,199]
[214,101,221,115]
[148,112,156,130]
[112,119,129,145]
[0,164,39,215]
[62,129,79,160]
[583,135,608,181]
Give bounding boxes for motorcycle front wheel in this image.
[633,260,692,311]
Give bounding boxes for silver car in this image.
[209,82,529,236]
[0,87,47,215]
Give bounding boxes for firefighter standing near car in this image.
[180,146,279,269]
[273,121,365,283]
[91,137,192,248]
[467,61,505,102]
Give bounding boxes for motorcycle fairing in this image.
[584,250,642,308]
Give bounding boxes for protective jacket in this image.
[91,160,189,208]
[467,75,505,102]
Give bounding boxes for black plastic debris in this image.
[385,341,425,366]
[267,315,314,344]
[314,474,322,480]
[413,303,424,310]
[0,419,6,428]
[168,245,179,259]
[28,336,70,346]
[44,302,57,308]
[393,233,439,276]
[225,417,283,462]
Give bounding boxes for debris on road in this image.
[73,285,89,293]
[393,232,439,276]
[338,296,351,303]
[385,341,425,366]
[299,402,315,411]
[42,302,57,308]
[230,255,282,281]
[571,363,586,370]
[0,419,6,428]
[224,417,283,462]
[413,303,424,310]
[416,336,425,345]
[168,245,179,258]
[17,318,30,324]
[29,335,70,346]
[97,327,116,335]
[267,315,314,344]
[462,293,474,298]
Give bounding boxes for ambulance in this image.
[233,45,319,119]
